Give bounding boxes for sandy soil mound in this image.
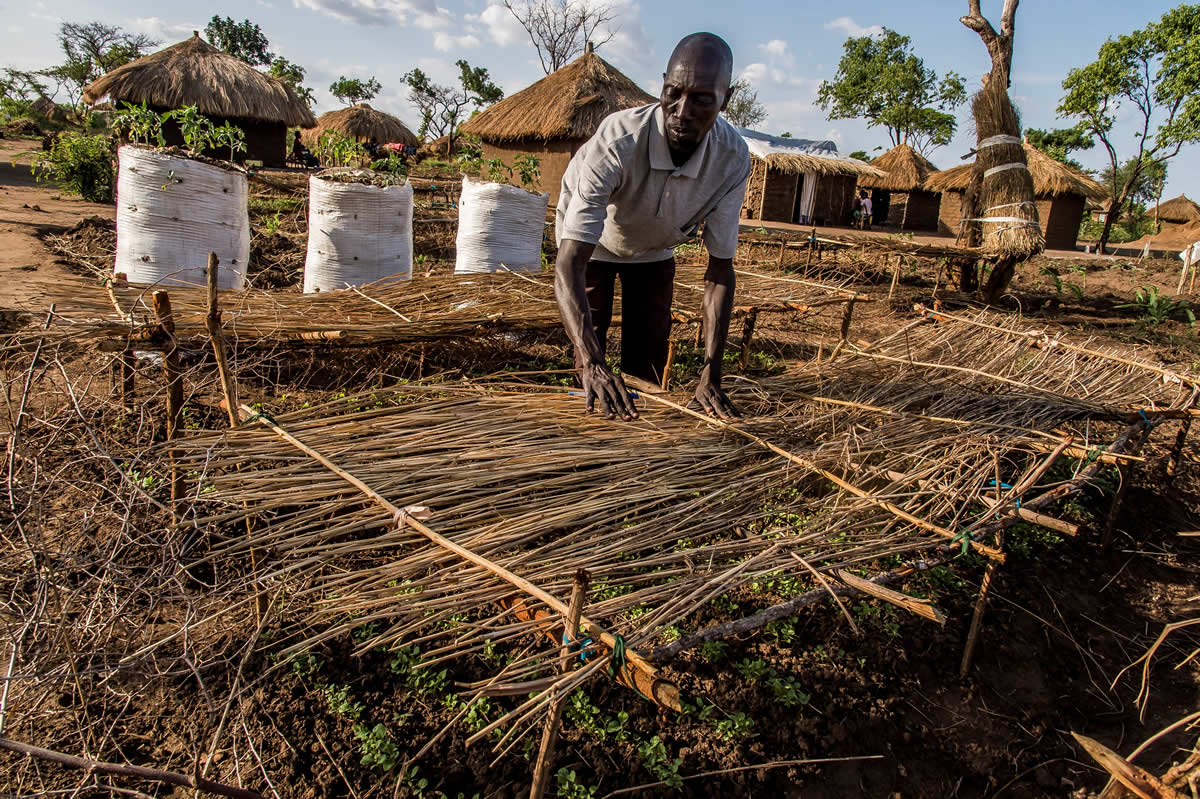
[1126,219,1200,251]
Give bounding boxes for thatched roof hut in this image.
[302,104,419,148]
[927,144,1105,250]
[1150,194,1200,225]
[458,45,655,201]
[859,144,938,192]
[737,129,885,226]
[853,144,941,230]
[83,33,316,167]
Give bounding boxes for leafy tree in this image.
[405,60,503,157]
[817,27,965,155]
[779,131,792,138]
[329,76,382,106]
[1058,4,1200,252]
[722,78,767,129]
[848,149,869,161]
[1098,157,1168,216]
[268,57,314,107]
[43,22,157,108]
[503,0,616,74]
[204,16,272,66]
[1024,126,1094,168]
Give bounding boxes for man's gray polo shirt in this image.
[555,103,751,264]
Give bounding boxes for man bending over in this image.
[554,32,751,421]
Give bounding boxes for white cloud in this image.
[291,0,441,27]
[471,3,526,46]
[824,17,884,38]
[433,31,481,52]
[129,17,199,44]
[762,39,789,60]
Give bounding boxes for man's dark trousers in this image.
[575,257,675,386]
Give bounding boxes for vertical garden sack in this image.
[454,177,549,274]
[114,145,250,289]
[304,171,414,293]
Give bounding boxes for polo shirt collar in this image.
[650,105,709,179]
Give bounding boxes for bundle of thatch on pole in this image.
[958,0,1042,301]
[301,103,419,148]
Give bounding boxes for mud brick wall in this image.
[482,138,580,204]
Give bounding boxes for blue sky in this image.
[1,0,1194,196]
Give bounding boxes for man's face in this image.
[660,54,729,154]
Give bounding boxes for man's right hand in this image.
[580,361,638,421]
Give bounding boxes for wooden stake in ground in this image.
[529,570,589,799]
[152,290,184,520]
[206,253,240,427]
[739,309,759,371]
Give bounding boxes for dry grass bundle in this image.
[857,144,940,191]
[147,305,1194,743]
[301,104,419,148]
[969,86,1044,262]
[2,268,858,352]
[459,49,654,142]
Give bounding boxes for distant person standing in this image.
[860,192,874,230]
[554,32,751,421]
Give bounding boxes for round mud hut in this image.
[926,144,1105,251]
[857,144,941,231]
[1150,194,1200,227]
[302,103,419,149]
[458,43,655,203]
[736,130,887,227]
[83,33,316,168]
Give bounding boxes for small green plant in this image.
[566,691,629,741]
[1040,265,1084,300]
[698,640,726,663]
[512,152,541,192]
[734,657,772,682]
[638,735,683,789]
[485,157,512,184]
[112,101,166,146]
[1117,285,1195,326]
[262,211,283,236]
[30,133,116,203]
[714,711,756,741]
[170,105,216,155]
[389,645,449,697]
[211,120,247,161]
[322,683,364,719]
[289,652,323,677]
[370,150,410,179]
[314,130,366,168]
[555,768,597,799]
[765,674,811,708]
[354,722,400,771]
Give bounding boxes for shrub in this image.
[32,134,116,203]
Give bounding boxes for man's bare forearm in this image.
[701,256,736,382]
[553,239,603,365]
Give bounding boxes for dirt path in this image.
[0,137,113,310]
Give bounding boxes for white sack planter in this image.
[454,178,549,274]
[303,171,414,294]
[114,145,249,290]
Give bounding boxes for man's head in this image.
[661,33,733,157]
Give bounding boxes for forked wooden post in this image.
[777,238,786,268]
[1166,418,1192,483]
[205,253,240,427]
[739,309,759,371]
[959,554,1000,678]
[661,339,678,392]
[152,290,183,520]
[692,320,703,349]
[1101,462,1131,552]
[888,255,902,301]
[529,570,590,799]
[827,297,858,362]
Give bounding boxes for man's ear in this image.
[719,83,731,113]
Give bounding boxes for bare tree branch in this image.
[503,0,619,74]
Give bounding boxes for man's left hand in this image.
[694,374,739,419]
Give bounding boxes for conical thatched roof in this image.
[1150,194,1200,224]
[301,104,419,147]
[858,144,939,191]
[460,49,654,142]
[925,143,1105,200]
[83,33,316,128]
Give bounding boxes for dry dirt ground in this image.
[0,148,1197,799]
